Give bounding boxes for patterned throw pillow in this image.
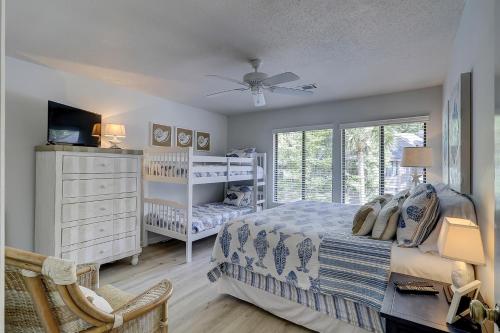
[226,148,257,158]
[352,200,382,236]
[229,185,253,207]
[370,194,394,208]
[397,184,440,247]
[372,190,409,240]
[223,190,245,206]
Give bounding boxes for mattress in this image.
[193,166,264,179]
[144,202,253,234]
[148,163,264,179]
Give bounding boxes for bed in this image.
[207,200,470,333]
[144,202,254,234]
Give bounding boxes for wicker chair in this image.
[5,246,173,333]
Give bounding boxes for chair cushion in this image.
[397,184,440,247]
[96,284,136,311]
[79,286,113,313]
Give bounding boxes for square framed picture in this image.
[151,123,172,147]
[176,127,193,148]
[196,131,211,152]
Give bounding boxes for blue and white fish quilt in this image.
[207,201,393,310]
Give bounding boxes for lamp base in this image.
[410,168,422,187]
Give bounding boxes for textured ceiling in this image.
[6,0,464,114]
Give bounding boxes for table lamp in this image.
[437,217,485,323]
[401,147,433,187]
[102,124,126,149]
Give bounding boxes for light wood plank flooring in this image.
[100,237,355,333]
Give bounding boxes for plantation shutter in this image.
[273,128,333,203]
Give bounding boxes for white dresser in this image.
[35,145,142,265]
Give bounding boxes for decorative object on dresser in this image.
[444,72,472,194]
[5,246,173,333]
[195,131,211,152]
[102,123,126,149]
[35,145,142,266]
[381,273,491,333]
[151,122,173,147]
[437,217,485,324]
[175,127,193,148]
[401,146,433,187]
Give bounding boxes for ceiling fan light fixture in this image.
[251,87,266,107]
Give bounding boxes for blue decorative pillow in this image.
[229,185,253,207]
[223,190,245,206]
[226,148,257,158]
[397,184,440,247]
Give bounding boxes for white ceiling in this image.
[6,0,464,115]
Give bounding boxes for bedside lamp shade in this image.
[401,147,433,167]
[437,217,485,266]
[102,124,126,138]
[91,123,101,137]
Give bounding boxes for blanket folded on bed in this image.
[207,201,392,311]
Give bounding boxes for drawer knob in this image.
[99,250,104,254]
[99,207,106,211]
[100,185,106,189]
[99,228,104,232]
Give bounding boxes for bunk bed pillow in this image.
[229,185,253,207]
[397,183,440,247]
[223,190,245,206]
[226,148,257,158]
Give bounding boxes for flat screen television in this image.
[47,101,101,147]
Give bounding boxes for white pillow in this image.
[79,286,113,313]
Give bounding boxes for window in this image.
[273,128,333,203]
[342,119,427,204]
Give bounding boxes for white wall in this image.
[227,86,443,205]
[0,0,6,327]
[443,0,496,306]
[5,57,228,250]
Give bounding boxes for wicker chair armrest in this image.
[113,280,173,321]
[76,263,99,290]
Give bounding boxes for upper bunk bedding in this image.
[207,201,393,311]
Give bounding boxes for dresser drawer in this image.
[114,217,137,234]
[63,156,114,174]
[61,220,114,246]
[62,241,112,263]
[113,236,136,255]
[63,178,115,198]
[114,197,137,214]
[62,199,113,222]
[114,177,137,194]
[116,158,138,173]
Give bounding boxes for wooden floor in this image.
[100,237,325,332]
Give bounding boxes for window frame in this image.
[272,124,334,204]
[340,116,429,204]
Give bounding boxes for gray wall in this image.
[442,0,496,306]
[227,86,443,205]
[5,57,228,250]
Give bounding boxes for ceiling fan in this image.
[206,58,314,107]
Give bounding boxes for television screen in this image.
[47,101,101,147]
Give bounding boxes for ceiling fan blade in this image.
[262,72,300,86]
[252,92,266,107]
[206,75,249,87]
[206,88,248,97]
[268,86,313,96]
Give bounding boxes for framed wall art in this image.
[446,72,471,194]
[196,131,211,152]
[176,127,193,148]
[151,123,172,147]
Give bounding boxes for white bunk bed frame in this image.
[142,147,266,262]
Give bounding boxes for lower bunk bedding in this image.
[144,202,253,234]
[207,201,392,333]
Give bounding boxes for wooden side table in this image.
[381,273,492,333]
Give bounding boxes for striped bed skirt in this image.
[211,263,384,333]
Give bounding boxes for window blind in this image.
[341,121,427,204]
[273,128,333,203]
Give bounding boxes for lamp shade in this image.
[437,217,485,265]
[102,124,126,138]
[91,123,101,137]
[401,147,433,167]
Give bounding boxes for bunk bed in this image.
[142,147,266,262]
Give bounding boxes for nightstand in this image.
[381,273,492,333]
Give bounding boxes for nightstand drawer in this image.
[61,241,112,263]
[61,220,114,246]
[63,156,114,174]
[62,199,114,222]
